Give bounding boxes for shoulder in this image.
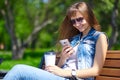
[96,32,108,46]
[91,30,108,44]
[93,31,107,39]
[99,33,107,38]
[93,31,104,36]
[98,33,108,42]
[90,28,105,39]
[95,31,108,40]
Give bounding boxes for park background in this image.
[0,0,120,71]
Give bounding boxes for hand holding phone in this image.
[59,39,70,46]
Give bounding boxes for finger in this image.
[49,69,54,73]
[65,47,73,52]
[45,66,52,71]
[68,49,74,55]
[62,45,71,51]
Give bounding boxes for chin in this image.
[79,29,85,32]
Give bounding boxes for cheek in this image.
[82,20,89,28]
[82,19,87,24]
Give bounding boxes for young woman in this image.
[3,2,108,80]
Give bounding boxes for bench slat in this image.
[106,51,120,59]
[96,51,120,80]
[96,76,120,80]
[100,68,120,77]
[104,60,120,68]
[106,54,120,59]
[107,51,120,54]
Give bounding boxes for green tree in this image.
[0,0,120,60]
[0,0,80,59]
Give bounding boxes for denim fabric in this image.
[3,64,69,80]
[63,28,104,80]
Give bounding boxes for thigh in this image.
[4,64,68,80]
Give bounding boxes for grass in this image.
[0,48,51,71]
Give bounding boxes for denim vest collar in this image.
[70,27,96,47]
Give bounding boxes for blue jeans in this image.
[3,64,69,80]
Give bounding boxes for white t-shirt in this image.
[64,42,79,70]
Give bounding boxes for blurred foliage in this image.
[0,0,120,50]
[0,48,52,70]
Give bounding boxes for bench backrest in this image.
[96,51,120,80]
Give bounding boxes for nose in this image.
[73,21,81,26]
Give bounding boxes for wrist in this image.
[71,69,77,77]
[63,70,73,77]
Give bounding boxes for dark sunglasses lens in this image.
[77,17,83,22]
[70,17,83,24]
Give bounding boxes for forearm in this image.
[76,68,100,78]
[59,67,100,78]
[57,57,66,67]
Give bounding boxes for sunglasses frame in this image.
[70,17,84,24]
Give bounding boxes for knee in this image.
[12,64,26,70]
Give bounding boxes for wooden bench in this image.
[96,50,120,80]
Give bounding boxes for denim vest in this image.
[64,28,105,80]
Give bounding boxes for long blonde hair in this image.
[58,2,101,41]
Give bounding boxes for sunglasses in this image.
[70,17,84,24]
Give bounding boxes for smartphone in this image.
[59,39,70,46]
